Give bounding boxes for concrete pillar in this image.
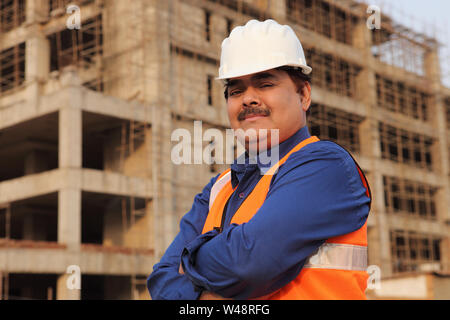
[26,0,49,25]
[24,27,50,107]
[59,106,82,169]
[56,273,81,300]
[58,96,82,249]
[423,46,441,86]
[153,101,175,257]
[25,31,50,83]
[58,189,81,248]
[352,18,377,158]
[352,18,393,277]
[352,18,377,105]
[149,0,176,259]
[423,49,450,269]
[373,173,393,277]
[103,0,144,100]
[424,49,449,173]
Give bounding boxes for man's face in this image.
[226,69,311,150]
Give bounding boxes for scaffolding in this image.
[0,0,449,299]
[390,230,443,274]
[111,0,159,299]
[47,13,103,90]
[375,74,431,121]
[286,0,361,46]
[0,0,25,33]
[371,24,429,77]
[309,103,364,153]
[48,0,94,14]
[305,47,362,99]
[378,122,434,171]
[383,176,437,220]
[0,42,25,95]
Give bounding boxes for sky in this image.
[365,0,450,33]
[361,0,450,85]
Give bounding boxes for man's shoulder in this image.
[280,140,367,190]
[206,173,222,189]
[195,173,222,202]
[266,140,362,196]
[269,139,362,185]
[287,139,354,165]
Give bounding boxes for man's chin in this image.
[238,124,274,134]
[239,130,280,154]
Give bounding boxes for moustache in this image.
[238,107,271,121]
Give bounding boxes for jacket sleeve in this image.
[181,142,371,299]
[147,174,219,300]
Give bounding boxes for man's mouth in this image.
[238,108,270,121]
[244,114,267,121]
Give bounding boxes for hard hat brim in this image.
[216,63,312,81]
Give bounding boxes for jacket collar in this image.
[230,126,311,188]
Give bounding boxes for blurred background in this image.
[0,0,449,300]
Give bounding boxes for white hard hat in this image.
[217,19,312,80]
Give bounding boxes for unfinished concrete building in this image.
[0,0,449,299]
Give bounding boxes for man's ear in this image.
[300,82,312,112]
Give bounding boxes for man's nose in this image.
[242,87,261,107]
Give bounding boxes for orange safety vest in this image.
[202,136,371,300]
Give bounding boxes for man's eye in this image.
[260,83,273,88]
[229,90,242,96]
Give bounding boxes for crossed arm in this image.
[147,174,220,300]
[178,264,229,300]
[148,144,370,300]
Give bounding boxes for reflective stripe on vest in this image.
[304,243,367,271]
[209,171,232,210]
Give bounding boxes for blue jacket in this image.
[147,126,371,300]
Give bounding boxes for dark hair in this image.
[223,66,312,117]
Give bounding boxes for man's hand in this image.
[199,292,231,300]
[179,264,230,300]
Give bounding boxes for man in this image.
[148,19,371,300]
